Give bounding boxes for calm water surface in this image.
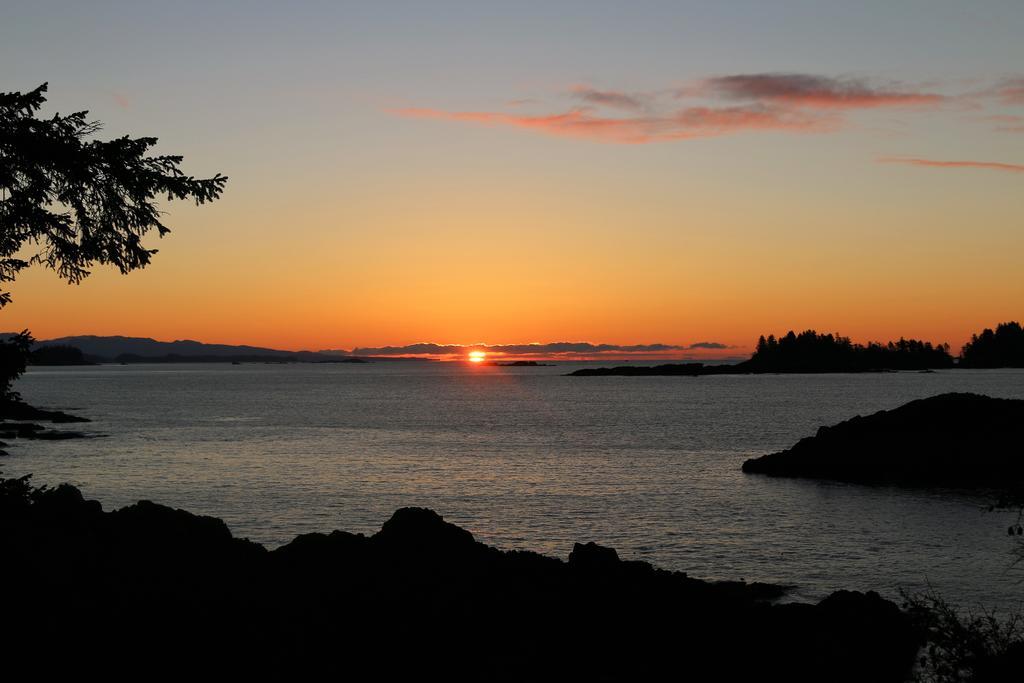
[7,363,1024,606]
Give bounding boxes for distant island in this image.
[742,393,1024,487]
[16,335,429,365]
[571,362,713,376]
[17,321,1024,369]
[29,344,94,366]
[571,323,1024,376]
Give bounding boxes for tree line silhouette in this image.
[746,323,1024,372]
[572,322,1023,376]
[748,330,954,372]
[748,323,1024,372]
[960,321,1024,369]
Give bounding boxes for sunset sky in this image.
[3,1,1023,357]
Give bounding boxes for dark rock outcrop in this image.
[0,477,920,680]
[568,540,620,568]
[0,399,89,423]
[0,422,86,440]
[742,393,1024,485]
[0,401,90,452]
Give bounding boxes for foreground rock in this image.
[743,393,1024,485]
[0,477,918,679]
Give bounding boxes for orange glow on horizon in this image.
[3,108,1022,356]
[468,350,487,363]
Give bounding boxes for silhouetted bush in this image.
[0,332,87,425]
[903,590,1024,683]
[0,331,33,402]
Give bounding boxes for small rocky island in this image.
[0,477,920,679]
[742,393,1024,485]
[571,362,711,376]
[0,399,89,454]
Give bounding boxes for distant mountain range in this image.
[23,335,387,363]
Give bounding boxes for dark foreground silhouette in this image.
[0,477,919,680]
[742,393,1024,486]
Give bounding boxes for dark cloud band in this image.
[350,341,731,357]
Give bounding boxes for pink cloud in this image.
[394,72,955,144]
[673,105,832,134]
[386,71,1024,148]
[992,77,1024,105]
[878,157,1024,174]
[395,104,829,144]
[111,91,131,109]
[395,107,656,143]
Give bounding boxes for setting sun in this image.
[468,350,486,363]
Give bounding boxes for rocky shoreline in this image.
[0,476,920,679]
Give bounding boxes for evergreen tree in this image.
[0,83,226,400]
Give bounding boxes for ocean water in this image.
[6,362,1024,606]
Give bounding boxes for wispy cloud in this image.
[975,114,1024,133]
[687,341,731,350]
[394,71,1024,183]
[395,104,826,144]
[353,342,682,356]
[394,72,948,144]
[396,107,659,144]
[991,77,1024,105]
[570,86,646,112]
[702,73,944,110]
[878,157,1024,174]
[110,91,131,109]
